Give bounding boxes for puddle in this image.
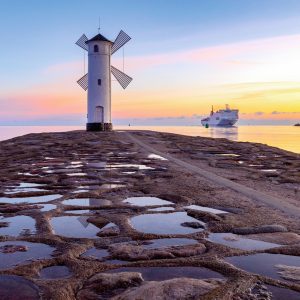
[72,189,90,193]
[0,216,36,236]
[71,161,83,165]
[148,207,175,212]
[225,253,300,282]
[261,169,278,172]
[143,238,198,249]
[185,205,228,214]
[5,187,48,194]
[62,198,112,207]
[108,266,224,280]
[100,184,126,189]
[267,284,300,300]
[67,173,87,176]
[217,154,240,157]
[0,275,40,299]
[207,233,280,250]
[148,154,168,160]
[81,248,109,260]
[40,204,56,212]
[130,212,205,235]
[124,197,173,207]
[107,164,154,170]
[66,210,91,214]
[40,266,71,279]
[65,164,83,169]
[122,171,136,174]
[51,216,101,238]
[0,194,61,204]
[18,172,36,177]
[86,162,107,168]
[0,241,55,269]
[248,164,264,167]
[6,182,44,189]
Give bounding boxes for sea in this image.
[0,125,299,154]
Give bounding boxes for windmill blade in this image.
[111,30,131,54]
[76,34,88,51]
[111,66,132,89]
[77,73,88,91]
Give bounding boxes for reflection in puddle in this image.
[0,275,40,299]
[148,207,175,212]
[185,205,228,214]
[130,212,205,235]
[0,216,36,236]
[0,194,61,204]
[0,241,54,269]
[40,266,71,279]
[207,233,280,250]
[225,253,300,282]
[143,238,198,249]
[51,216,101,238]
[261,169,278,173]
[81,248,109,260]
[124,197,173,207]
[62,198,112,207]
[148,154,168,160]
[108,266,224,280]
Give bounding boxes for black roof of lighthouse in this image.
[85,33,112,44]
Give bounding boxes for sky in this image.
[0,0,300,125]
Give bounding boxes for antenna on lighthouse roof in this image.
[98,17,101,33]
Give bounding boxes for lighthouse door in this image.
[94,106,104,123]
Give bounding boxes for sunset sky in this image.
[0,0,300,125]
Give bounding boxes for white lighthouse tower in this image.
[76,30,132,131]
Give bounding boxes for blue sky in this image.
[0,0,300,125]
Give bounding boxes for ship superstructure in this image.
[201,104,239,127]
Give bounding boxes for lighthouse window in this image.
[98,79,101,85]
[94,45,99,52]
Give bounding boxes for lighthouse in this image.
[76,30,132,131]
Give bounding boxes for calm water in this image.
[0,125,299,153]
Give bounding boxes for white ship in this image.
[201,104,239,127]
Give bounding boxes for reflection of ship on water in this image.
[208,126,238,141]
[201,104,239,127]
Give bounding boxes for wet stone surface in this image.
[143,238,199,249]
[0,130,299,299]
[81,248,109,260]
